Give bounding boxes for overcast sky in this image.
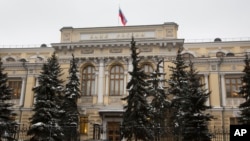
[0,0,250,45]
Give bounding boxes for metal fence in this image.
[1,124,230,141]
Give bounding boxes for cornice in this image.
[191,57,244,64]
[52,39,184,50]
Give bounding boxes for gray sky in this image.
[0,0,250,45]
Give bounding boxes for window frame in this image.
[141,63,154,74]
[80,116,88,135]
[225,75,243,98]
[81,65,95,96]
[8,78,22,99]
[109,65,124,96]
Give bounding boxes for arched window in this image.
[216,52,225,58]
[182,53,194,60]
[82,65,95,96]
[6,57,15,62]
[226,53,235,57]
[109,65,124,96]
[141,63,154,74]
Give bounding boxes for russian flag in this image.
[119,8,127,26]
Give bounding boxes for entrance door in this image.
[107,122,120,141]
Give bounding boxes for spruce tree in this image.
[239,54,250,124]
[28,52,64,141]
[147,60,170,140]
[121,37,154,141]
[182,61,212,141]
[61,54,80,141]
[168,48,189,139]
[0,58,17,141]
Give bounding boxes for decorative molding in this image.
[62,33,71,42]
[139,47,152,52]
[109,48,122,53]
[166,29,174,37]
[81,49,94,54]
[80,31,154,40]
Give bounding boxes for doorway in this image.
[107,122,120,141]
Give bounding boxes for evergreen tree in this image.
[239,54,250,124]
[167,48,189,139]
[182,61,212,141]
[147,60,170,141]
[121,37,154,141]
[61,54,80,141]
[0,58,17,141]
[28,52,64,141]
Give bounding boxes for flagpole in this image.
[118,1,120,26]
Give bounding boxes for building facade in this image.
[0,22,249,140]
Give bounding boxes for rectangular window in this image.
[8,78,22,99]
[225,75,242,98]
[230,117,241,125]
[80,116,88,134]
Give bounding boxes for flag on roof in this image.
[119,8,127,26]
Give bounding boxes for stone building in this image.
[0,22,249,140]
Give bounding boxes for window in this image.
[81,65,95,96]
[225,75,242,98]
[8,78,22,99]
[226,53,235,57]
[110,65,124,96]
[230,117,241,125]
[6,57,15,62]
[182,53,194,60]
[80,116,88,134]
[141,63,154,74]
[216,52,225,58]
[93,124,100,140]
[107,122,120,141]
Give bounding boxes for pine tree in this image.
[61,54,80,141]
[0,58,17,141]
[121,37,154,141]
[27,52,64,141]
[147,60,170,140]
[168,48,189,139]
[182,61,212,141]
[239,54,250,124]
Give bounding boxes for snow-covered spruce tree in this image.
[61,54,80,141]
[239,54,250,124]
[147,60,170,141]
[168,48,189,139]
[121,37,154,141]
[27,52,64,141]
[181,61,212,141]
[0,58,17,141]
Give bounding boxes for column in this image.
[105,72,109,96]
[95,71,98,95]
[33,76,39,104]
[19,77,26,106]
[209,73,221,108]
[97,58,104,104]
[220,73,226,107]
[124,71,127,95]
[204,74,210,106]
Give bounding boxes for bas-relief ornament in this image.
[81,49,94,54]
[63,33,71,42]
[139,47,152,52]
[109,48,122,53]
[166,29,174,37]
